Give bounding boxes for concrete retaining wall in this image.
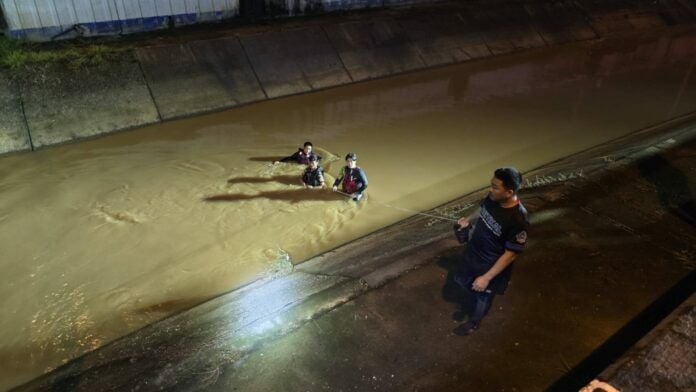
[18,54,160,148]
[135,38,265,119]
[1,0,695,156]
[240,26,353,96]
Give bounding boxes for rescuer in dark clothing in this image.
[274,141,322,165]
[332,152,368,201]
[301,154,325,188]
[452,167,529,336]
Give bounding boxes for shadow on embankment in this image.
[638,154,696,227]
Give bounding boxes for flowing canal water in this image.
[1,30,695,390]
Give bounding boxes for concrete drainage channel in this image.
[11,112,696,390]
[1,0,696,155]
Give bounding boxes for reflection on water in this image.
[1,30,695,390]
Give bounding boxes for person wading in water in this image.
[301,154,325,189]
[274,141,322,165]
[332,152,368,202]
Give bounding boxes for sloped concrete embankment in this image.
[1,0,696,155]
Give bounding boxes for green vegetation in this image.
[0,35,124,69]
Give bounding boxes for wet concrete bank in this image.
[551,279,696,391]
[597,293,696,391]
[11,113,696,391]
[2,0,696,155]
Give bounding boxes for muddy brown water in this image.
[1,30,695,390]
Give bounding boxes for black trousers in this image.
[454,274,494,324]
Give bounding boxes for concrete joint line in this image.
[667,56,696,119]
[18,94,34,151]
[136,56,163,122]
[396,18,429,68]
[574,0,602,39]
[321,24,354,83]
[238,36,270,99]
[524,9,551,47]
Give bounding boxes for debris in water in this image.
[269,249,294,276]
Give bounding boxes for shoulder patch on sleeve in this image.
[515,230,528,244]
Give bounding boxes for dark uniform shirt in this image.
[280,149,322,164]
[303,166,325,187]
[459,196,529,294]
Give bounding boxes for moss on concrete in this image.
[0,36,127,70]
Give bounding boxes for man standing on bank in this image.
[452,167,529,336]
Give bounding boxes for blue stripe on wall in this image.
[173,13,197,25]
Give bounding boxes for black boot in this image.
[453,321,479,336]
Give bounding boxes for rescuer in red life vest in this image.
[273,141,322,165]
[332,152,368,201]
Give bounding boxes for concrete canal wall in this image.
[1,0,696,155]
